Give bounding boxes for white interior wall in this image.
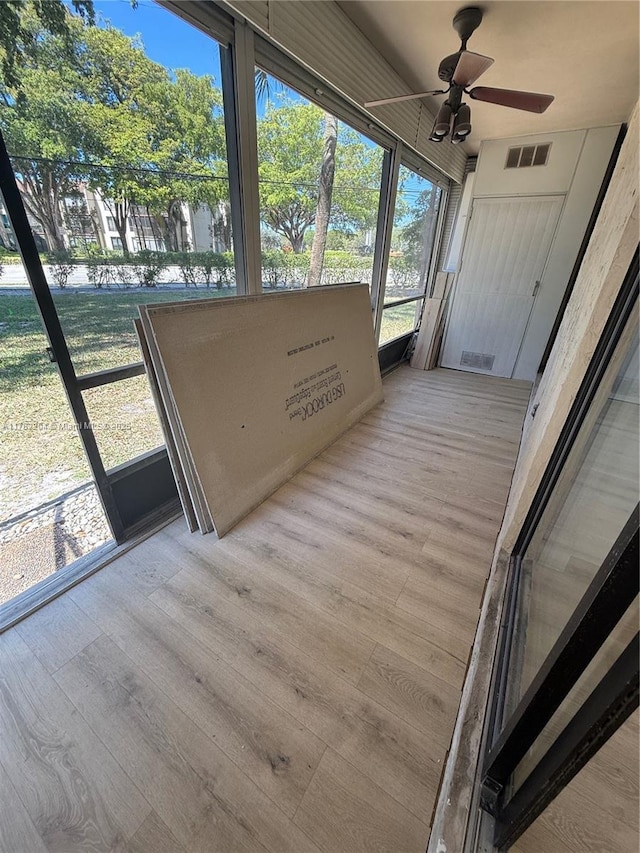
[455,125,620,381]
[515,126,621,379]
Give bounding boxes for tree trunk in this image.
[289,231,305,253]
[165,200,183,252]
[308,113,337,287]
[20,170,66,250]
[106,197,131,254]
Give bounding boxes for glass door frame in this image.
[480,247,640,850]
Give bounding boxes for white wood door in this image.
[441,195,564,378]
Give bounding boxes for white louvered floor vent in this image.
[461,350,495,371]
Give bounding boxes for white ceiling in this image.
[338,1,640,154]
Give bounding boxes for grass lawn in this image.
[0,287,235,518]
[0,284,417,520]
[380,300,422,345]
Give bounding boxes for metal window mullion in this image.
[76,362,146,391]
[373,141,401,344]
[493,632,640,850]
[483,506,639,787]
[382,294,425,310]
[425,184,448,298]
[220,25,262,295]
[0,131,125,542]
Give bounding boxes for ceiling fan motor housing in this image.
[452,6,483,45]
[439,8,484,81]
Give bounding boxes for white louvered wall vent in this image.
[461,351,495,371]
[505,143,551,169]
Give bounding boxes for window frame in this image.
[376,160,448,348]
[480,248,640,849]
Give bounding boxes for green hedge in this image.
[18,247,418,290]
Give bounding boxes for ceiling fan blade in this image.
[452,51,494,86]
[469,87,555,113]
[365,90,446,108]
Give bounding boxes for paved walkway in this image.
[0,483,111,604]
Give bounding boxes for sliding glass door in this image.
[481,252,639,849]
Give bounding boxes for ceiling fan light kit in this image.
[365,6,555,144]
[433,102,453,136]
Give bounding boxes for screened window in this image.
[255,70,385,293]
[379,165,443,345]
[4,1,235,376]
[0,0,238,577]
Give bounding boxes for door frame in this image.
[440,193,565,379]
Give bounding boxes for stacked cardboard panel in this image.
[135,284,384,537]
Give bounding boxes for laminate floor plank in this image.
[157,531,376,686]
[356,644,460,749]
[269,487,424,581]
[241,501,411,603]
[104,534,185,597]
[293,748,429,853]
[150,568,444,821]
[397,578,481,644]
[14,593,102,674]
[271,483,429,573]
[0,760,48,853]
[69,569,326,818]
[0,629,150,852]
[123,812,184,853]
[292,467,434,554]
[54,635,321,853]
[212,527,469,682]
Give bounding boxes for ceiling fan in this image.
[364,6,555,144]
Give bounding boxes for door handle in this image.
[532,280,541,297]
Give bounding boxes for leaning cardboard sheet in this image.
[136,283,383,537]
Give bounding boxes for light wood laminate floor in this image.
[1,366,535,852]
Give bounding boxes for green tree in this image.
[0,13,93,249]
[81,27,227,254]
[141,69,228,252]
[399,185,440,286]
[2,9,227,254]
[258,99,382,253]
[258,100,322,253]
[78,25,177,253]
[0,0,94,88]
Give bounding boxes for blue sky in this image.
[73,0,223,80]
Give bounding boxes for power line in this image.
[9,153,435,196]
